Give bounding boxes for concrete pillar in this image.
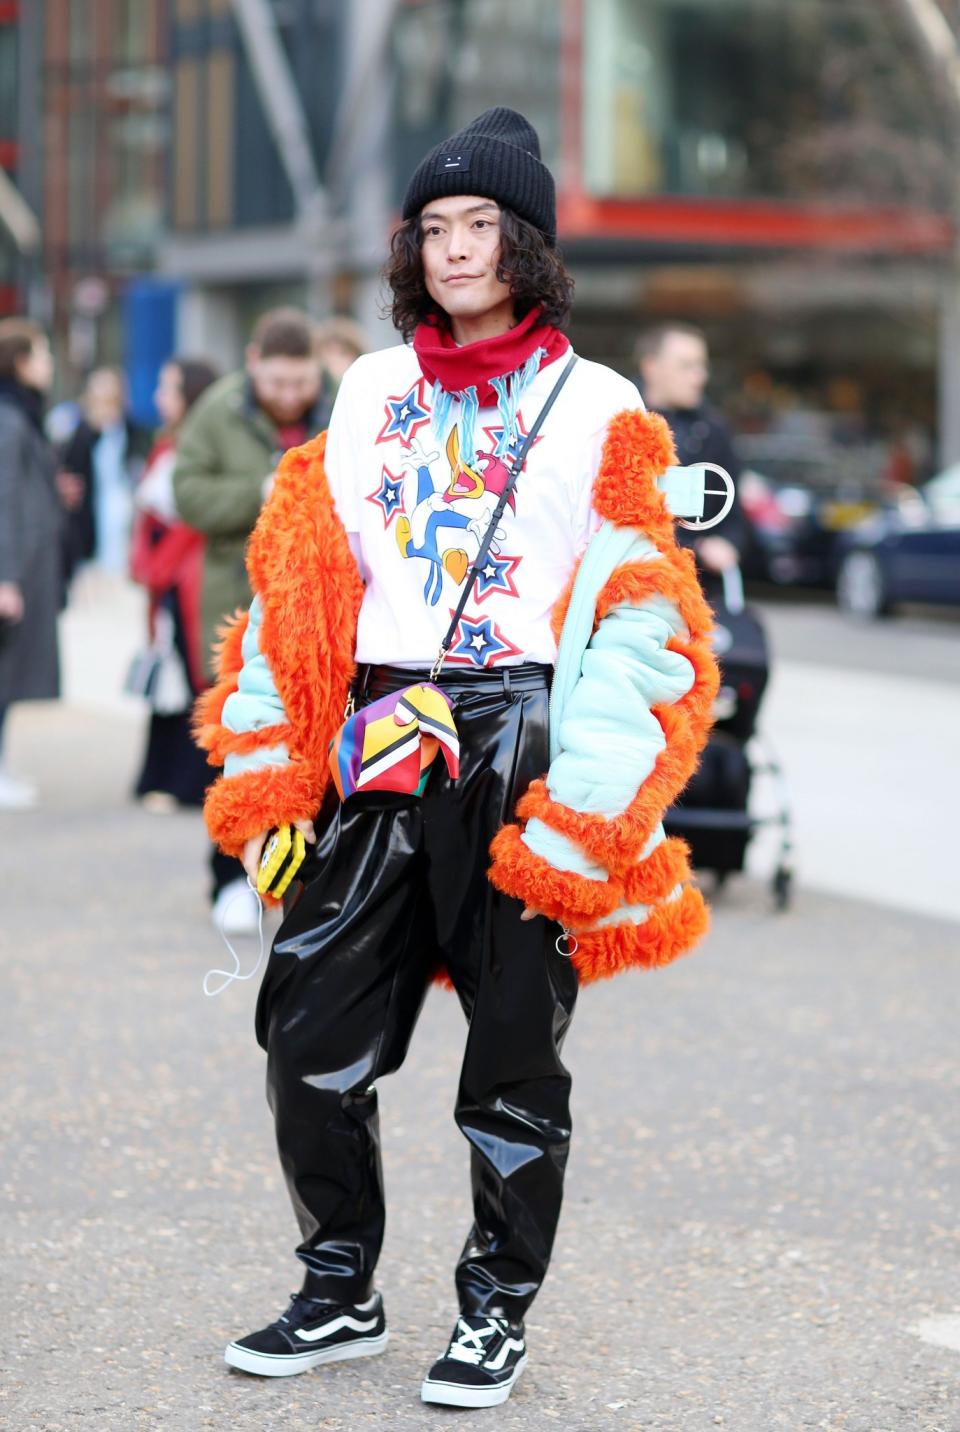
[175,287,245,371]
[938,275,960,468]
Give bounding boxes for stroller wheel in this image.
[773,865,793,911]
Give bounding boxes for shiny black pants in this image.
[254,662,578,1323]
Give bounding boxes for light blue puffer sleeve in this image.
[549,596,695,813]
[221,596,292,777]
[522,590,695,878]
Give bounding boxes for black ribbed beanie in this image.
[401,107,556,243]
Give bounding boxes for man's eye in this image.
[424,226,442,238]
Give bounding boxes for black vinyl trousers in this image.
[253,661,578,1324]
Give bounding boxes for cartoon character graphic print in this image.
[393,427,516,605]
[371,378,534,665]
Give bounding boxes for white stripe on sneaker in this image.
[293,1312,379,1343]
[484,1337,526,1372]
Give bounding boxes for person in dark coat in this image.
[635,321,751,574]
[59,367,153,583]
[0,319,66,808]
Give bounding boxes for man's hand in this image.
[262,470,278,503]
[519,906,541,922]
[696,534,739,573]
[0,581,24,623]
[55,470,85,512]
[242,818,316,888]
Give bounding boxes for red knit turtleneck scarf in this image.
[412,306,569,404]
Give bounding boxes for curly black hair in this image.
[385,207,574,342]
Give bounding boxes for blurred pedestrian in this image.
[130,358,220,811]
[45,396,82,449]
[314,314,370,389]
[173,308,334,932]
[0,319,64,809]
[61,367,152,582]
[636,321,749,574]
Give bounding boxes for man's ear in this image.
[244,343,260,373]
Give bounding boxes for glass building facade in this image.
[43,0,169,273]
[391,0,956,453]
[579,0,953,211]
[394,0,953,224]
[13,0,958,449]
[33,0,169,373]
[393,0,562,199]
[169,0,341,233]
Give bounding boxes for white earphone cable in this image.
[203,877,267,997]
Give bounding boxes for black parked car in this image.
[736,435,887,587]
[836,465,960,618]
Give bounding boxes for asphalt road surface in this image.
[2,593,958,1431]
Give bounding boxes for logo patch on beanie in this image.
[439,150,470,171]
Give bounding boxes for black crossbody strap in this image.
[433,350,578,675]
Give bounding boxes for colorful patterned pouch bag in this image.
[329,682,460,799]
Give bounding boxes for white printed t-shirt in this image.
[324,342,642,668]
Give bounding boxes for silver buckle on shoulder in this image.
[676,462,735,533]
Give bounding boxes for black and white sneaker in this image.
[224,1290,388,1377]
[420,1314,527,1408]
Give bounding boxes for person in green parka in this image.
[174,308,335,685]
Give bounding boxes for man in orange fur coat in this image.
[197,109,719,1409]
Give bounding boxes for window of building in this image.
[0,22,17,144]
[581,0,954,211]
[393,0,562,206]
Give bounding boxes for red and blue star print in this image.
[366,465,405,528]
[376,377,431,447]
[481,413,542,468]
[444,611,522,668]
[473,551,521,604]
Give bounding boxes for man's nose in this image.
[446,227,471,260]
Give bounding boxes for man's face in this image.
[642,331,709,410]
[419,195,514,328]
[86,371,125,429]
[248,353,322,423]
[154,362,185,428]
[18,337,54,393]
[318,339,359,385]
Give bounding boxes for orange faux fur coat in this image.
[196,409,719,986]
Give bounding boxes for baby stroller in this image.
[665,567,794,909]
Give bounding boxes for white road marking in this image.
[909,1315,960,1352]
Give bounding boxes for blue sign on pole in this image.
[122,278,180,428]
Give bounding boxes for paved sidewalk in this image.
[2,703,959,1431]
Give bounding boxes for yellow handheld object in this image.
[257,824,307,899]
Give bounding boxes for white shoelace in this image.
[447,1317,507,1365]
